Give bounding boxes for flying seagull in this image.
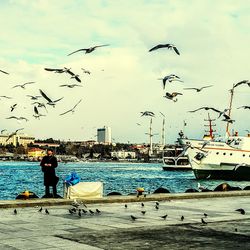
[233,80,250,89]
[81,68,91,74]
[31,102,48,112]
[149,44,180,55]
[33,106,46,119]
[59,84,83,88]
[238,106,250,110]
[141,111,155,117]
[1,129,7,134]
[26,95,41,100]
[6,128,24,142]
[0,95,12,99]
[63,67,81,83]
[188,107,221,113]
[12,82,35,89]
[67,44,109,56]
[0,69,9,74]
[44,67,66,73]
[39,89,63,107]
[235,208,245,215]
[163,92,182,102]
[6,116,28,122]
[10,104,17,112]
[159,74,183,89]
[183,85,213,92]
[60,99,82,116]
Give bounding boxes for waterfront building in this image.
[0,134,35,147]
[27,148,46,158]
[111,151,136,159]
[97,126,112,144]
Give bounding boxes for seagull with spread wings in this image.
[67,44,109,56]
[141,111,155,117]
[6,128,24,142]
[12,82,35,89]
[149,43,180,55]
[33,106,46,119]
[1,129,7,134]
[31,102,48,112]
[63,67,81,83]
[0,69,9,75]
[233,80,250,89]
[10,104,17,112]
[81,68,91,74]
[6,116,28,122]
[59,84,83,88]
[188,107,221,113]
[0,95,12,99]
[60,99,82,116]
[39,89,63,107]
[183,85,213,92]
[238,106,250,110]
[27,95,41,100]
[44,68,65,73]
[163,92,182,102]
[159,74,183,89]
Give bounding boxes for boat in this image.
[162,144,191,170]
[179,87,250,180]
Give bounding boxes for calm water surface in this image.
[0,161,250,200]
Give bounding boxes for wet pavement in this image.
[0,195,249,249]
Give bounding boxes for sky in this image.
[0,0,250,144]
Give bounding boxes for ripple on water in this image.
[0,161,249,200]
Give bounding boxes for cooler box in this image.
[64,182,103,199]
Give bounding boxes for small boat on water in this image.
[162,145,191,170]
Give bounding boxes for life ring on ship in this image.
[16,190,39,200]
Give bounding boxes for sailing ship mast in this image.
[226,87,235,136]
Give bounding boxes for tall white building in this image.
[97,126,112,144]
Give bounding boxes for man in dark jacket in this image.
[40,148,59,198]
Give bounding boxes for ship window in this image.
[223,153,226,155]
[216,152,219,155]
[243,154,245,157]
[230,153,233,156]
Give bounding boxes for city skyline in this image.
[0,1,250,144]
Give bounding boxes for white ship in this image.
[162,145,191,170]
[179,87,250,180]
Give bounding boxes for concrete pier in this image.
[0,192,249,249]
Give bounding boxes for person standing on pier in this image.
[40,148,59,198]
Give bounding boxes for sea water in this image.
[0,161,250,200]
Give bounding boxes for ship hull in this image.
[193,166,250,180]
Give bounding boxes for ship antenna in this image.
[204,113,216,139]
[226,87,234,136]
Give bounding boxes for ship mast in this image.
[204,113,216,139]
[226,87,234,136]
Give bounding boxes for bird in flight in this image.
[39,89,63,107]
[26,95,41,100]
[31,102,48,112]
[0,69,9,74]
[10,104,17,112]
[238,106,250,110]
[44,67,65,73]
[12,82,35,89]
[1,129,7,134]
[6,128,24,142]
[159,74,183,89]
[141,111,155,117]
[81,68,91,74]
[0,95,12,99]
[183,85,213,92]
[233,80,250,89]
[59,84,83,88]
[33,106,46,119]
[235,208,245,215]
[149,43,180,55]
[63,67,81,83]
[67,44,109,56]
[188,107,221,113]
[60,99,82,116]
[163,92,182,102]
[6,116,28,122]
